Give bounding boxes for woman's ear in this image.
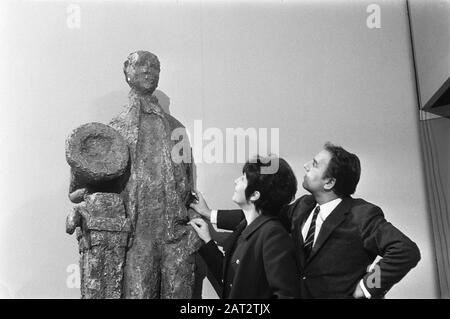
[250,191,260,203]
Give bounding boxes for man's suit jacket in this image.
[199,214,301,299]
[217,195,421,299]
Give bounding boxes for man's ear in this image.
[324,177,336,192]
[250,191,260,203]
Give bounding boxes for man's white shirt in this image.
[300,198,342,245]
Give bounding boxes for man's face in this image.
[302,149,332,194]
[126,54,160,93]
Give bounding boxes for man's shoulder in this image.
[283,195,315,225]
[348,197,379,210]
[291,194,315,209]
[346,197,384,219]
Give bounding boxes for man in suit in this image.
[190,142,421,298]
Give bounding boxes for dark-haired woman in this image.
[189,156,301,299]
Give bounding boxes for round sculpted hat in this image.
[65,122,129,183]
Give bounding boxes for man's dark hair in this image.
[243,156,297,216]
[323,142,361,197]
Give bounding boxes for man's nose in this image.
[304,162,310,171]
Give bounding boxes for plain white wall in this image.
[0,0,438,298]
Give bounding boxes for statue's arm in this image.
[68,168,88,204]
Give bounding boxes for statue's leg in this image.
[103,232,128,299]
[83,245,107,299]
[160,242,196,299]
[79,250,86,299]
[122,238,161,299]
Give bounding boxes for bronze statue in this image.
[66,51,202,299]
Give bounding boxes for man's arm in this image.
[217,198,302,232]
[190,192,245,231]
[216,209,245,231]
[191,193,306,232]
[358,205,421,298]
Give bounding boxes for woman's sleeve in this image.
[262,225,301,299]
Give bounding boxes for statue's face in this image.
[125,53,160,94]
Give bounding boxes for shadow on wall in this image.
[91,89,172,124]
[154,90,171,115]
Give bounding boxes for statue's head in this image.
[123,51,160,94]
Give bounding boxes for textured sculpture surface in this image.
[66,51,202,299]
[66,193,131,299]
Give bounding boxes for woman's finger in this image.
[190,218,207,227]
[189,221,201,231]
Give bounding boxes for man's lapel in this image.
[295,196,316,245]
[306,197,353,264]
[294,196,316,267]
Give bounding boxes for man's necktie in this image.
[303,206,320,259]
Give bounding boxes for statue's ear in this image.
[123,60,130,83]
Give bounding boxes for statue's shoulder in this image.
[109,106,135,129]
[109,105,130,123]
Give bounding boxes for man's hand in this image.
[352,282,366,299]
[189,191,212,220]
[188,218,212,243]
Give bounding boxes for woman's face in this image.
[232,173,248,206]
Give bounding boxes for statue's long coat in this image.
[109,91,201,298]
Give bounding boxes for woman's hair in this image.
[243,155,297,216]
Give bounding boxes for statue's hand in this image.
[69,188,88,204]
[66,206,82,235]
